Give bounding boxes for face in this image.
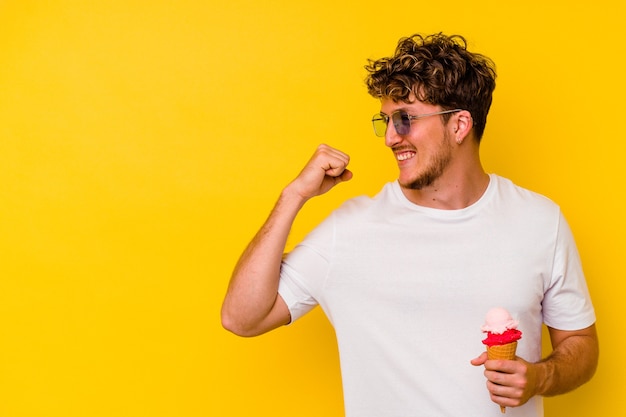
[380,98,455,190]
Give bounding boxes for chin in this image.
[399,174,437,190]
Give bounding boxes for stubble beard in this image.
[400,131,453,190]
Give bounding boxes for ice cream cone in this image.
[486,341,518,413]
[486,341,517,360]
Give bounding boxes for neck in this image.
[400,165,490,210]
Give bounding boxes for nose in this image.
[384,122,402,148]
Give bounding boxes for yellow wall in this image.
[0,1,623,416]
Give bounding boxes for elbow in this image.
[221,293,289,337]
[220,309,236,334]
[220,307,261,338]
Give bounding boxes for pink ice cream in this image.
[481,307,522,347]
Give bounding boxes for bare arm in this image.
[472,323,599,408]
[532,324,599,396]
[221,144,352,337]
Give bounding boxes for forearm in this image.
[533,325,599,397]
[221,186,307,335]
[222,144,352,336]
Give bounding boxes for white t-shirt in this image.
[278,174,595,417]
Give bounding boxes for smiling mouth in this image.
[396,150,416,161]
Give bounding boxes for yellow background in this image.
[0,1,623,416]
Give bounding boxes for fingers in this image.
[471,352,521,407]
[316,144,350,177]
[470,351,488,366]
[486,380,522,408]
[289,144,352,200]
[313,144,352,194]
[336,168,353,183]
[482,359,532,408]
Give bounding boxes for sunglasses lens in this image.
[392,111,411,135]
[372,115,387,137]
[371,111,413,137]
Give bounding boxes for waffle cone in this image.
[486,341,517,360]
[486,341,518,413]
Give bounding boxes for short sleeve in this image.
[542,212,596,330]
[278,213,335,322]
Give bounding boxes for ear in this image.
[451,110,473,145]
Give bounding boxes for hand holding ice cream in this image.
[480,307,523,413]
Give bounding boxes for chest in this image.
[321,219,552,327]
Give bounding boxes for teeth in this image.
[397,152,414,161]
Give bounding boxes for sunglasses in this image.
[371,109,462,137]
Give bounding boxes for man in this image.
[221,33,598,416]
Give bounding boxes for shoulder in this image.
[491,174,560,212]
[487,175,566,235]
[333,182,400,219]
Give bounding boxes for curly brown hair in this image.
[365,33,496,141]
